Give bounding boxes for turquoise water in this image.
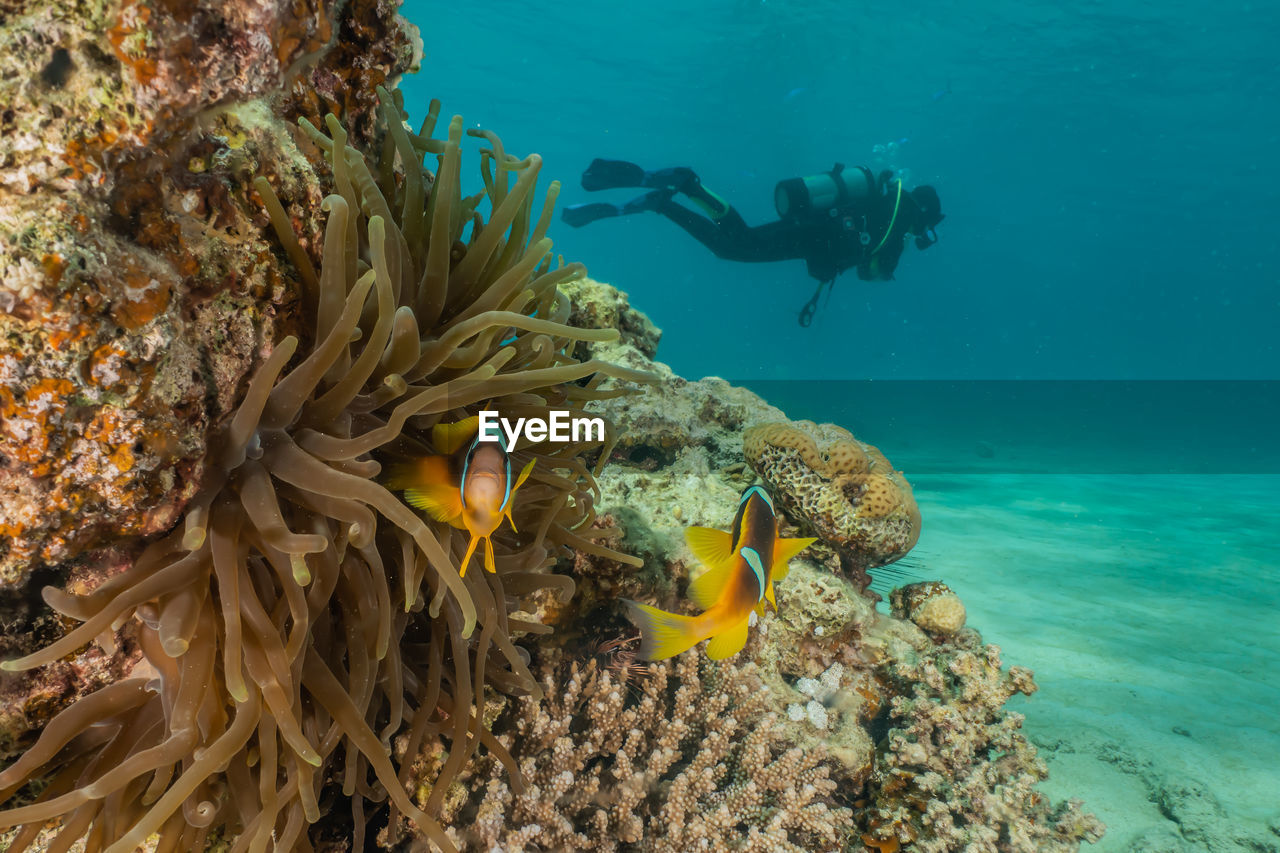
[403,1,1280,849]
[402,0,1280,381]
[912,472,1280,849]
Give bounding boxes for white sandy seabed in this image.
[899,473,1280,852]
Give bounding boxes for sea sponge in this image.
[743,420,920,570]
[891,581,967,636]
[0,89,646,851]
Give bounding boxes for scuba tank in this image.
[787,165,904,328]
[774,163,876,219]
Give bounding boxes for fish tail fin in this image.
[383,457,439,492]
[705,617,750,660]
[622,601,703,661]
[383,462,409,491]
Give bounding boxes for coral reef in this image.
[0,4,1106,846]
[422,277,1101,853]
[560,284,920,605]
[744,420,921,575]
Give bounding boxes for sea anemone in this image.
[0,87,647,851]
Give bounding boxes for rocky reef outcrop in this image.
[0,0,418,587]
[0,5,424,825]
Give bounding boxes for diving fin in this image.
[561,203,623,228]
[581,158,648,191]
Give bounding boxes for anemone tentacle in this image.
[0,87,650,851]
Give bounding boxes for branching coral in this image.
[0,88,647,851]
[454,652,853,852]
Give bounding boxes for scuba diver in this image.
[561,159,945,326]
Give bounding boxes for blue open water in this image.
[403,1,1280,848]
[404,0,1279,381]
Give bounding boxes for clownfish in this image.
[623,485,815,661]
[387,416,535,576]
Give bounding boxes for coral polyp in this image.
[0,89,646,851]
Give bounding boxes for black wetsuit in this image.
[651,189,914,284]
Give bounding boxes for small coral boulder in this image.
[891,580,967,636]
[744,420,921,569]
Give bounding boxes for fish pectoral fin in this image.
[770,536,817,582]
[705,617,750,660]
[432,415,481,455]
[403,484,465,523]
[393,455,464,522]
[685,526,734,569]
[501,459,537,534]
[686,559,736,610]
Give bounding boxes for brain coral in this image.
[0,88,646,851]
[744,420,920,571]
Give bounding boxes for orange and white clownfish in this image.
[623,485,815,661]
[387,416,535,576]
